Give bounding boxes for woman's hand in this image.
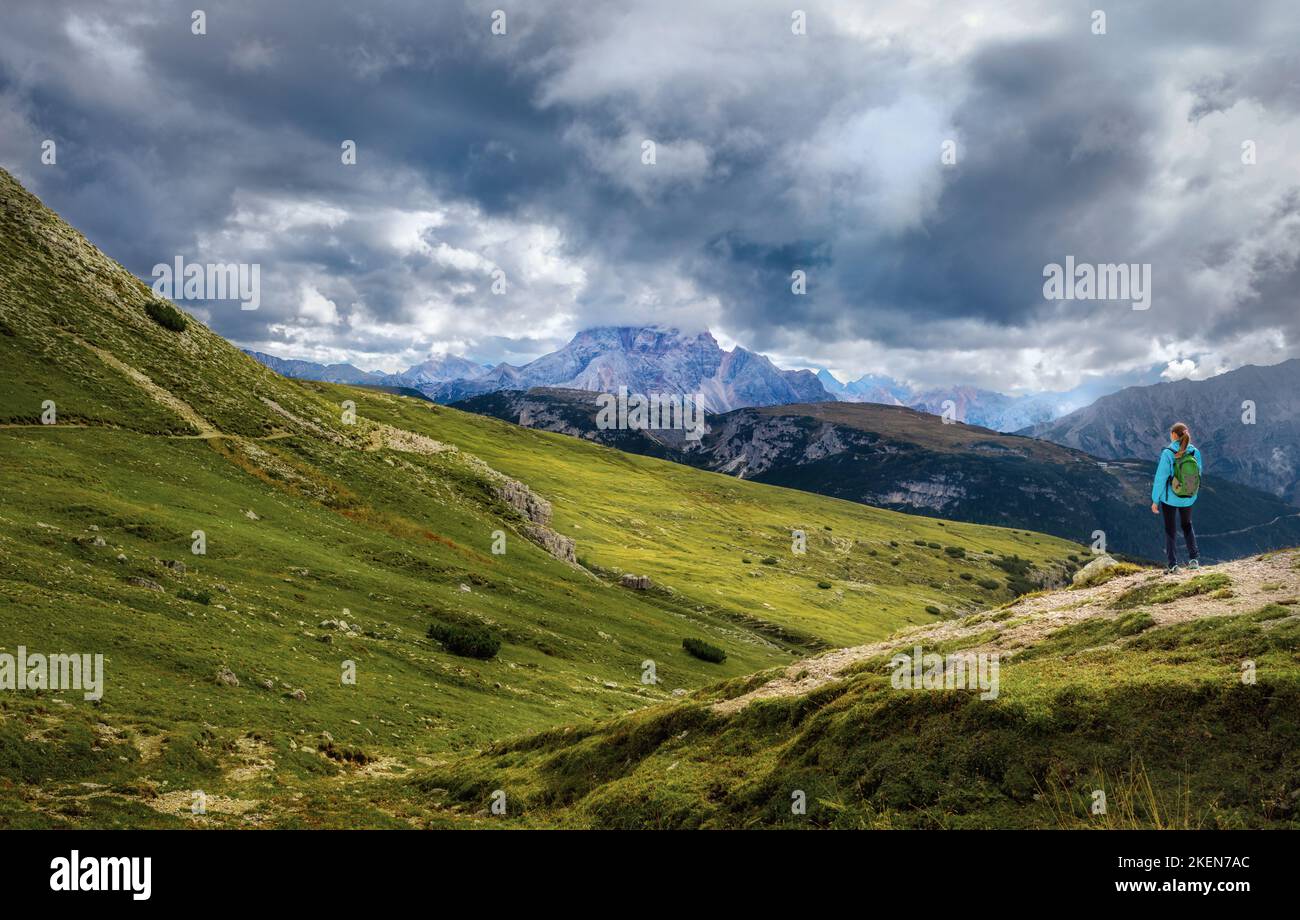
[1151,502,1159,514]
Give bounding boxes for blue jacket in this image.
[1152,441,1202,507]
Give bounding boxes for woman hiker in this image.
[1150,421,1202,572]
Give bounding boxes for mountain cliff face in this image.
[1022,360,1300,506]
[424,326,831,412]
[455,391,1300,561]
[251,327,831,412]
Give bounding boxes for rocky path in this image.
[713,549,1300,714]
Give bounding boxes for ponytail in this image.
[1171,422,1190,457]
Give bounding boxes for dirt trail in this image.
[74,334,222,437]
[0,422,294,441]
[713,550,1300,714]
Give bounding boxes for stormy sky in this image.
[2,0,1298,392]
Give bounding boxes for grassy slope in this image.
[0,168,1081,827]
[414,552,1300,829]
[315,384,1085,648]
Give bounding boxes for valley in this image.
[453,389,1300,561]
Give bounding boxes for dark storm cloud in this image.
[0,0,1297,386]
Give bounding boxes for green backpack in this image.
[1168,449,1201,498]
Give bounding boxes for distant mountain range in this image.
[1022,359,1300,506]
[243,349,490,390]
[816,369,1142,432]
[454,389,1300,561]
[246,325,1113,425]
[247,329,1300,511]
[247,327,825,413]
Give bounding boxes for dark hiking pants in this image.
[1161,503,1198,567]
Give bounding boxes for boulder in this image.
[620,574,652,591]
[1072,554,1120,587]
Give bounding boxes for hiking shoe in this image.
[1187,559,1201,570]
[1166,564,1182,574]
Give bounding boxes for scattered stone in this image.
[289,689,307,702]
[603,680,618,689]
[459,584,471,593]
[88,525,99,531]
[215,667,239,688]
[260,679,274,690]
[116,553,127,563]
[126,576,164,591]
[91,536,106,547]
[244,509,259,520]
[160,559,186,575]
[671,688,687,698]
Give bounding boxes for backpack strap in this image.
[1160,448,1176,500]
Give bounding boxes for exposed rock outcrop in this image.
[1072,554,1120,586]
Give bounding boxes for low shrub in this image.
[428,621,501,659]
[145,299,188,332]
[682,637,727,663]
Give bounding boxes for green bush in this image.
[682,637,727,663]
[816,581,832,589]
[943,546,965,558]
[177,587,211,605]
[428,621,501,659]
[760,556,778,566]
[978,578,1001,591]
[992,555,1036,595]
[145,299,188,332]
